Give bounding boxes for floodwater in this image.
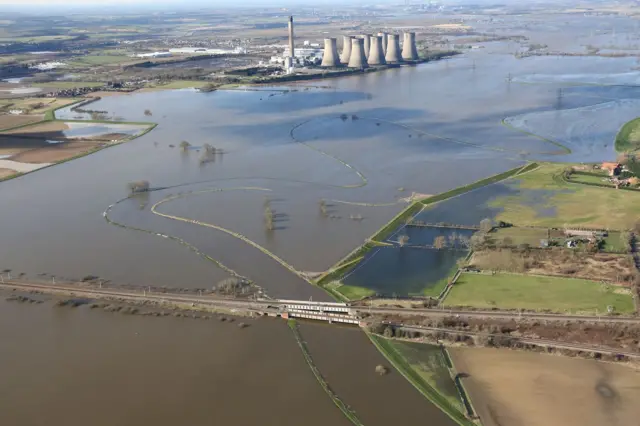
[343,246,465,297]
[299,321,458,426]
[0,297,352,426]
[61,122,148,138]
[2,22,640,299]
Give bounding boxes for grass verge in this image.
[288,320,364,426]
[443,272,635,314]
[368,333,476,426]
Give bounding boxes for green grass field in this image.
[615,117,640,153]
[368,334,475,426]
[602,231,629,253]
[325,281,374,300]
[389,341,465,414]
[490,227,564,246]
[569,172,614,186]
[151,81,210,89]
[443,272,635,314]
[69,55,135,66]
[490,163,640,229]
[0,35,75,43]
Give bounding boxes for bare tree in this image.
[398,235,410,247]
[319,199,328,217]
[434,236,447,249]
[479,218,493,233]
[264,205,274,231]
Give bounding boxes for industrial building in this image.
[277,16,420,71]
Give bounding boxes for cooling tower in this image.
[402,32,418,61]
[368,35,386,65]
[347,38,367,68]
[321,38,340,67]
[385,34,402,63]
[340,36,353,64]
[378,32,388,55]
[361,34,371,59]
[288,16,295,59]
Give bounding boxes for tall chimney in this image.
[340,35,353,64]
[402,32,418,61]
[321,38,340,67]
[368,35,386,65]
[385,34,402,63]
[347,38,367,68]
[288,16,295,59]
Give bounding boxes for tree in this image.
[433,236,447,249]
[127,180,150,194]
[144,109,153,116]
[479,218,493,233]
[398,235,409,247]
[179,141,191,151]
[319,199,328,217]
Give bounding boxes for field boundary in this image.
[288,320,364,426]
[500,118,572,154]
[368,333,477,426]
[440,346,478,421]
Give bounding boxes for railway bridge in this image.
[266,299,361,325]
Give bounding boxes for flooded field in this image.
[0,297,352,426]
[450,347,640,426]
[2,33,640,298]
[299,322,457,426]
[343,246,464,297]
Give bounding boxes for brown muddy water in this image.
[299,321,457,426]
[0,297,352,426]
[2,25,640,299]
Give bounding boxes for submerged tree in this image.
[264,205,274,231]
[433,236,447,249]
[179,141,191,151]
[127,180,150,194]
[144,109,153,116]
[398,235,409,247]
[319,199,328,217]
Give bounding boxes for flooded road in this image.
[0,298,351,426]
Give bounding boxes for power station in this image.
[402,32,419,61]
[340,35,353,64]
[281,16,419,71]
[347,38,367,68]
[321,38,340,67]
[368,35,386,65]
[385,34,402,63]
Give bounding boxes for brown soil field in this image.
[471,249,635,284]
[0,168,16,179]
[450,347,640,426]
[3,120,69,135]
[0,114,43,131]
[9,141,103,163]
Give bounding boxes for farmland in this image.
[443,272,635,314]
